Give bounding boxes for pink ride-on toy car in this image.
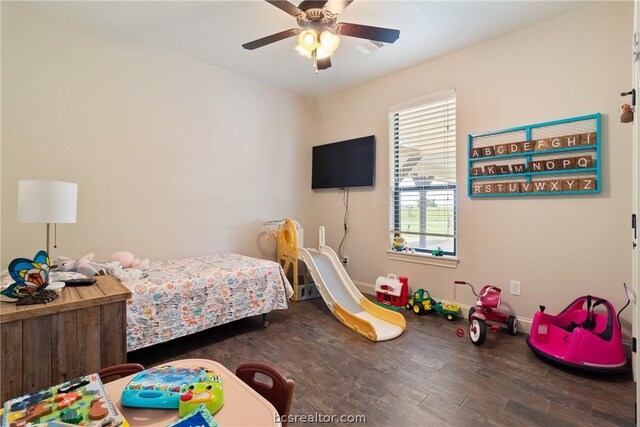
[454,280,517,346]
[527,288,630,374]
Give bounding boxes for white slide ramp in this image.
[298,227,406,342]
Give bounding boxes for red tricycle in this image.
[454,280,518,346]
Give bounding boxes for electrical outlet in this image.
[342,256,349,265]
[510,280,521,296]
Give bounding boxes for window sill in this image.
[386,250,459,268]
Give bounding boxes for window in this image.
[389,90,457,255]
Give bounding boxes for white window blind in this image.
[389,90,457,255]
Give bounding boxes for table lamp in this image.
[18,180,78,254]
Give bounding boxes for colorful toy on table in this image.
[0,250,58,305]
[1,373,127,427]
[178,372,223,417]
[121,365,223,413]
[168,404,218,427]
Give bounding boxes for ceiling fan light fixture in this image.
[298,29,318,52]
[320,30,340,53]
[295,44,313,58]
[315,46,331,59]
[243,0,400,72]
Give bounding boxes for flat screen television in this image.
[312,135,376,190]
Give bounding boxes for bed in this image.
[121,253,293,351]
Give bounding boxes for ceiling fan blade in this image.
[265,0,305,17]
[336,22,400,44]
[242,28,301,50]
[325,0,354,14]
[298,0,328,11]
[317,56,332,70]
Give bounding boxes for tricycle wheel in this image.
[413,304,424,315]
[468,306,476,322]
[507,315,518,335]
[469,318,486,346]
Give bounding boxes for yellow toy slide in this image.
[277,219,405,341]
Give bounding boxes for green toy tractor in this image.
[406,288,460,320]
[406,289,434,315]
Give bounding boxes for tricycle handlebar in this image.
[453,280,478,298]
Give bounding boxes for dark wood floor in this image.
[129,297,636,427]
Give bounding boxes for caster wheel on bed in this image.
[263,320,269,327]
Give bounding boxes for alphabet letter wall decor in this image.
[468,114,601,197]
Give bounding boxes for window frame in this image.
[389,90,457,256]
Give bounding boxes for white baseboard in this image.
[354,280,534,334]
[353,280,375,295]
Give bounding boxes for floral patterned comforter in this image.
[123,254,293,351]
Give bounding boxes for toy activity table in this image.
[104,359,280,427]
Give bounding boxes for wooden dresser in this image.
[0,275,131,403]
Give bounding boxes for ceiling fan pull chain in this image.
[313,49,318,74]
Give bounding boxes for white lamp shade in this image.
[18,180,78,223]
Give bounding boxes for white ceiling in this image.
[34,1,587,98]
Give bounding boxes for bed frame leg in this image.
[262,313,269,327]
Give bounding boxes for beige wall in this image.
[1,2,634,334]
[310,2,634,331]
[1,4,313,265]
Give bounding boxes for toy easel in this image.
[273,218,319,302]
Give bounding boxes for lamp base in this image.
[16,290,59,305]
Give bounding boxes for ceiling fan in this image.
[242,0,400,72]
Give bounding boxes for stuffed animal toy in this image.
[105,251,150,282]
[103,262,147,282]
[56,253,104,276]
[109,251,149,271]
[109,251,135,268]
[621,103,634,123]
[131,258,150,270]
